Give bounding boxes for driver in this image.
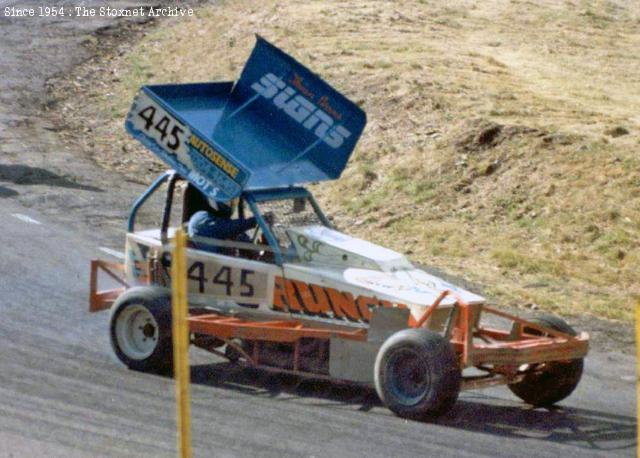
[188,198,257,253]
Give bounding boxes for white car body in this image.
[125,221,484,332]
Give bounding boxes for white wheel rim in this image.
[115,304,159,360]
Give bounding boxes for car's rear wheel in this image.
[508,315,583,406]
[110,286,173,374]
[374,329,461,420]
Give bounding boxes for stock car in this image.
[89,36,588,420]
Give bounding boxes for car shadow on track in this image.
[190,361,636,454]
[444,392,636,454]
[0,185,19,198]
[190,361,381,408]
[0,164,102,192]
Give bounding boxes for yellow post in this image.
[172,228,192,458]
[636,300,639,458]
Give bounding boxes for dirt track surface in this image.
[0,2,636,456]
[0,0,156,248]
[0,196,636,457]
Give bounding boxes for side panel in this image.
[126,232,449,331]
[329,308,410,384]
[329,339,379,384]
[127,231,285,315]
[278,264,459,331]
[278,264,413,325]
[181,249,276,308]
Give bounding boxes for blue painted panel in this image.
[214,36,366,190]
[126,36,366,201]
[148,82,233,135]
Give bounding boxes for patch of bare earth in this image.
[51,0,639,330]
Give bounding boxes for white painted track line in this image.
[12,213,42,225]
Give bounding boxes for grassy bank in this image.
[56,0,640,320]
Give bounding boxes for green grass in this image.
[491,248,566,276]
[55,0,640,321]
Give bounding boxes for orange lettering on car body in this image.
[299,282,333,315]
[325,287,360,321]
[283,279,303,312]
[273,277,288,311]
[357,296,383,321]
[272,278,415,325]
[291,279,330,315]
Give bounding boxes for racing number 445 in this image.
[187,261,256,298]
[137,104,185,151]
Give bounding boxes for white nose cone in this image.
[343,268,486,306]
[288,225,414,272]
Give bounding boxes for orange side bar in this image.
[471,335,589,366]
[89,259,128,312]
[414,289,589,368]
[188,313,367,343]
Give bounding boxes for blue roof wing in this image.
[125,36,366,201]
[213,36,366,190]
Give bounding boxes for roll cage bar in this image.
[127,171,333,265]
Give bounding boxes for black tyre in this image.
[225,338,248,363]
[508,315,583,407]
[374,329,461,420]
[110,286,173,374]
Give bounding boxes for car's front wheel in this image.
[374,329,461,420]
[110,286,173,374]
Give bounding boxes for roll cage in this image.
[127,171,332,265]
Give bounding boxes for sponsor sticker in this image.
[126,90,247,201]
